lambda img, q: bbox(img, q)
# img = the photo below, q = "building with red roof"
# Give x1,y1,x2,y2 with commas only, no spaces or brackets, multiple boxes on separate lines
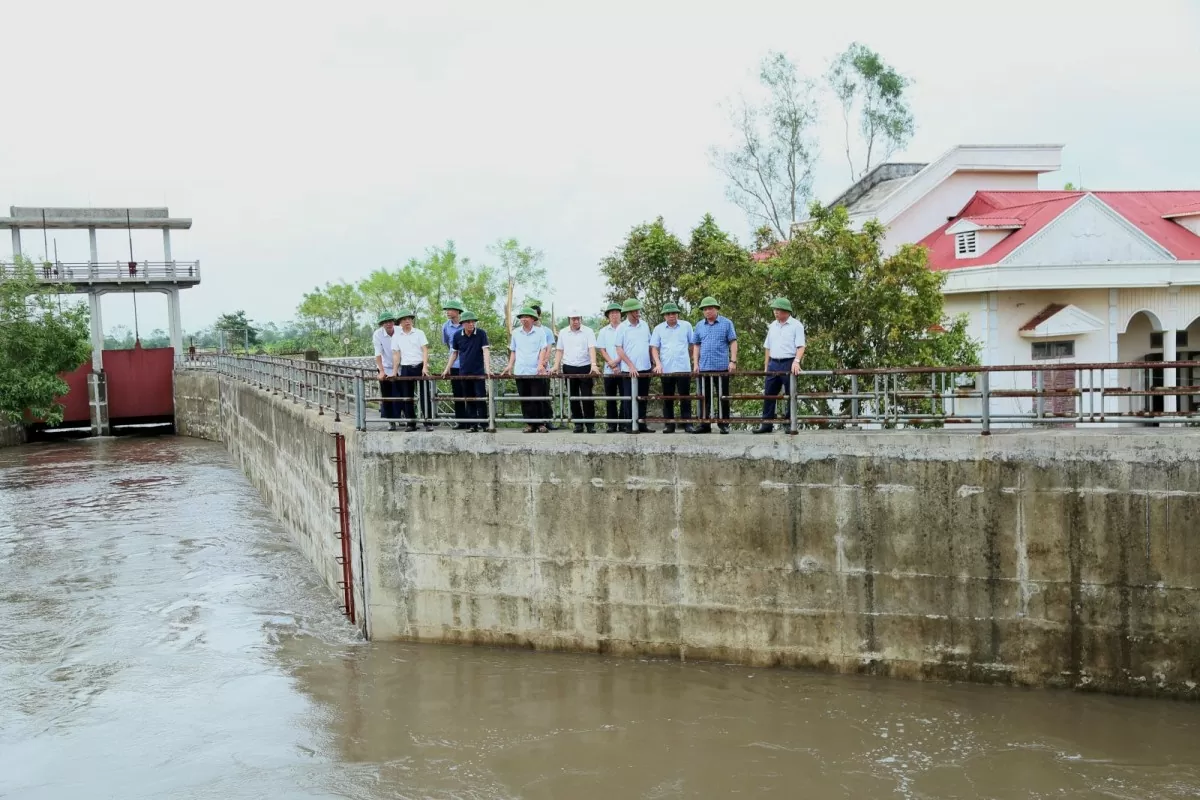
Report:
821,145,1200,421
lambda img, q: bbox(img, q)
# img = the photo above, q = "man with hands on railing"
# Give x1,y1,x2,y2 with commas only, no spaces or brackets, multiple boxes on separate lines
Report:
391,308,434,432
690,297,737,435
373,311,401,430
755,297,805,434
442,310,490,432
554,308,600,434
595,302,626,433
501,306,551,433
651,302,696,433
616,298,653,434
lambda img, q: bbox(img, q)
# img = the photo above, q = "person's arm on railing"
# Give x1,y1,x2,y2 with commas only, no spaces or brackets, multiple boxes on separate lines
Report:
792,345,805,376
650,345,663,375
691,343,700,375
588,345,599,375
420,345,430,376
442,350,458,378
553,343,564,374
729,340,738,373
501,342,515,377
483,345,492,377
537,346,549,376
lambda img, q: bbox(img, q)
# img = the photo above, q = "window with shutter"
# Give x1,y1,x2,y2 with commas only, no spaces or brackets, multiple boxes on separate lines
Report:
955,231,977,257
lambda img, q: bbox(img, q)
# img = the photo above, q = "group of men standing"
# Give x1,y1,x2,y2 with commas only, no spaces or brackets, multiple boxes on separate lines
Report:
372,295,806,434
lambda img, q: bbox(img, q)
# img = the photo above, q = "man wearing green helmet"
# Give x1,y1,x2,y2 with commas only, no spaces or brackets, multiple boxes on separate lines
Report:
615,298,652,433
756,297,806,434
690,297,737,434
441,299,468,427
391,308,433,431
373,311,401,429
595,301,626,432
501,306,552,432
651,302,696,433
442,310,490,431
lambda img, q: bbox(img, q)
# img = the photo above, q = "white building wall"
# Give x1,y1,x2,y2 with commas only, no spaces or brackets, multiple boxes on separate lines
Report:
884,171,1039,254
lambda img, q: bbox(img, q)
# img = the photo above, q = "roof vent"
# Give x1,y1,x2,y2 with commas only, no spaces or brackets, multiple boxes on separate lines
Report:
955,231,977,258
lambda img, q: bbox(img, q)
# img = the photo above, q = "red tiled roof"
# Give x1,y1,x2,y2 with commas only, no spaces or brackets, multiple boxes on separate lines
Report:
919,190,1200,270
1165,200,1200,218
1019,303,1066,331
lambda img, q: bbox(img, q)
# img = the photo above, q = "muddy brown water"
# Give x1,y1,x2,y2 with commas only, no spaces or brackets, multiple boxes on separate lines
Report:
1,437,1198,799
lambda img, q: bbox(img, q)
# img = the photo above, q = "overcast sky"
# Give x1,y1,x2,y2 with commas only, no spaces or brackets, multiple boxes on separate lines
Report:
4,0,1199,337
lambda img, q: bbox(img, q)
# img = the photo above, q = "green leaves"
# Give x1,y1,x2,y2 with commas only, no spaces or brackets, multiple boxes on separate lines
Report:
0,257,91,425
827,42,915,180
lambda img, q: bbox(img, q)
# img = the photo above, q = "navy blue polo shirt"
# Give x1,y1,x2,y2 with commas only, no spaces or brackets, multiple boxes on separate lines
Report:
451,327,490,375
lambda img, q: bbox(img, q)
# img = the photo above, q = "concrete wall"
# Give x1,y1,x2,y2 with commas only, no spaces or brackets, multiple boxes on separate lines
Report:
360,430,1200,698
177,368,1200,697
173,370,367,632
0,422,26,447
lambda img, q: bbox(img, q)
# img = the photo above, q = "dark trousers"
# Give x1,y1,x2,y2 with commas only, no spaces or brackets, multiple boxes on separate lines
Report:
448,367,468,421
562,364,596,423
517,377,549,423
621,375,651,427
603,375,623,426
659,374,692,421
762,358,792,421
379,378,400,419
397,364,432,422
461,378,487,425
698,372,731,423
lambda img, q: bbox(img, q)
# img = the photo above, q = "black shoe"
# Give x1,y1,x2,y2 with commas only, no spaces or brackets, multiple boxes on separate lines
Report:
465,426,480,433
573,424,584,433
663,423,676,434
406,423,418,432
753,425,773,434
638,424,652,433
586,424,596,434
547,423,560,431
388,421,397,431
626,426,639,434
425,425,434,431
718,424,730,434
691,424,711,434
683,424,698,434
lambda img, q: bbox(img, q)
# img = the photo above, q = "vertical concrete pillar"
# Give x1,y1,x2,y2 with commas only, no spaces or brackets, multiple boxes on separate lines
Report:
166,288,183,355
1165,288,1180,414
1106,289,1120,417
88,291,105,371
162,227,172,264
88,227,98,265
88,371,110,437
10,227,21,260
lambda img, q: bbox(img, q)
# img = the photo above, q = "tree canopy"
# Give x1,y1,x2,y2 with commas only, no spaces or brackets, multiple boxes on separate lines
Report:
0,257,92,425
828,42,915,181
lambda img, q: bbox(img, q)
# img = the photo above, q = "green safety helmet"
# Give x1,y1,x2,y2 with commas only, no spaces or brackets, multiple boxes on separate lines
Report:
459,310,478,322
621,298,643,312
698,296,721,310
660,302,681,314
603,302,624,314
516,305,538,319
396,307,416,321
442,298,465,312
377,311,397,325
769,297,793,313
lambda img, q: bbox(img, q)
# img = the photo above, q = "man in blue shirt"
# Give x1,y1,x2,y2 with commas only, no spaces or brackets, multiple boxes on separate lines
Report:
441,299,467,428
594,302,625,432
689,296,738,434
443,310,490,432
616,298,653,433
502,306,551,433
651,302,696,433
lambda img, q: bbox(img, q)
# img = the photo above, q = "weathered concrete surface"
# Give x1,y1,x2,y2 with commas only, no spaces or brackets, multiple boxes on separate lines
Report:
0,422,26,447
360,430,1200,698
173,370,366,632
175,368,1200,696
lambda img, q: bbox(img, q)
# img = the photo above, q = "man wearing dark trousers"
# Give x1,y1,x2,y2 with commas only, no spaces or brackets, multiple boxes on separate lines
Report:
441,299,467,427
391,308,433,431
756,297,806,434
373,311,400,430
616,298,652,433
650,302,696,433
689,296,738,434
501,307,551,433
595,302,625,432
554,308,599,433
443,310,491,431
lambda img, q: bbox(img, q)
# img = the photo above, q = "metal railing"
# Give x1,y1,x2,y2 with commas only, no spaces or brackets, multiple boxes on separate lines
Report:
1,260,201,283
178,354,1200,434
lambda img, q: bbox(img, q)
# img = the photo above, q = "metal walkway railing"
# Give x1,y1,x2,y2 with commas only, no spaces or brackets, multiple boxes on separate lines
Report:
177,354,1200,434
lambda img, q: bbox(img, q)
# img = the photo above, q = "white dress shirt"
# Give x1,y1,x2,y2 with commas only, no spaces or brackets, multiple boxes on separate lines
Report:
557,324,597,367
391,327,429,366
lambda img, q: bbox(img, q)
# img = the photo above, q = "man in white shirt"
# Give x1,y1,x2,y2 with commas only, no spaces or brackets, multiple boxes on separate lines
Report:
756,297,806,434
594,302,625,433
391,308,432,432
373,311,401,430
554,308,599,433
616,298,653,433
650,302,696,433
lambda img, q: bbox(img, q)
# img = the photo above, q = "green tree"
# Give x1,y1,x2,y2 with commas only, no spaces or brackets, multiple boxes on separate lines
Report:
827,42,915,180
103,324,135,350
489,237,547,327
297,282,366,355
0,257,92,425
599,217,688,323
711,51,819,241
215,310,259,349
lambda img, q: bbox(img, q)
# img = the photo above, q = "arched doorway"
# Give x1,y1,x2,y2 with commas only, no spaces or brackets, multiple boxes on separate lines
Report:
1117,310,1165,417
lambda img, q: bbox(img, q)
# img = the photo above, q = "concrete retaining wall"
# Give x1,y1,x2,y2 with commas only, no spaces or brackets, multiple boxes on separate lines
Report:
173,370,366,630
176,368,1200,697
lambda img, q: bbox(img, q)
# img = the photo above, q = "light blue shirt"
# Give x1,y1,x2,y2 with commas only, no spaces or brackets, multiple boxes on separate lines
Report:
616,318,652,372
538,324,555,348
509,326,548,376
650,320,694,373
596,323,623,376
442,319,462,368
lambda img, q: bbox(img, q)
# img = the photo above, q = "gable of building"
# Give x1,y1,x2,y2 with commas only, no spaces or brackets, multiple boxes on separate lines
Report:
1001,194,1175,267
